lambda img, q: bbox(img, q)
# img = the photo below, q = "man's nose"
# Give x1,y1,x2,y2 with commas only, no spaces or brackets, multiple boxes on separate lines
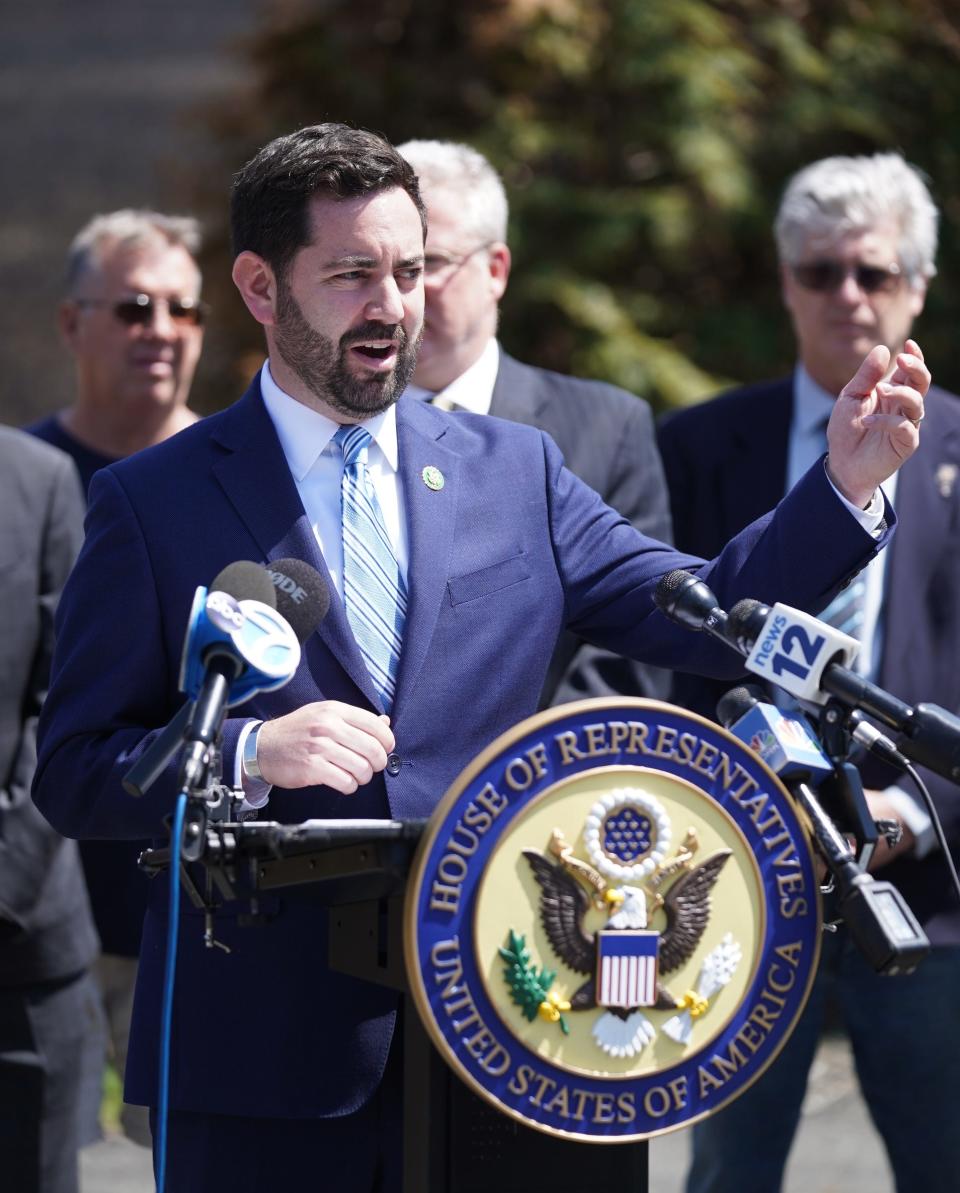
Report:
365,278,406,324
835,272,868,304
142,298,178,337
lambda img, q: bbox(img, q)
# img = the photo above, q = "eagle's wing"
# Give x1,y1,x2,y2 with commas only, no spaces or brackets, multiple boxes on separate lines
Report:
522,849,594,974
658,850,732,974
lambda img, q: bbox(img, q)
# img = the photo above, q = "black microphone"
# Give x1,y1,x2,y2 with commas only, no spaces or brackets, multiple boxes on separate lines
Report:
653,569,734,645
265,558,330,643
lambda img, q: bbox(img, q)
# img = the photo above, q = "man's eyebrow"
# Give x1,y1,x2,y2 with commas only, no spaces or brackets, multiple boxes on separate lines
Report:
321,254,377,270
321,252,425,271
319,251,422,270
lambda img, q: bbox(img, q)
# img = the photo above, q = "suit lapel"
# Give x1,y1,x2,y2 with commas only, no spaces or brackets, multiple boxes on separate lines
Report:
881,391,960,694
209,381,380,707
490,352,544,423
391,399,460,719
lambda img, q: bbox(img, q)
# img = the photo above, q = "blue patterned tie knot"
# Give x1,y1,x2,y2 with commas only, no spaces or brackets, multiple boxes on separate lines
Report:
333,424,406,710
335,423,371,469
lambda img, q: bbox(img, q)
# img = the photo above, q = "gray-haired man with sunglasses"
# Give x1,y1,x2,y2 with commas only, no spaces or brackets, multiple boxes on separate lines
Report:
659,153,960,1192
31,209,204,478
26,208,206,1151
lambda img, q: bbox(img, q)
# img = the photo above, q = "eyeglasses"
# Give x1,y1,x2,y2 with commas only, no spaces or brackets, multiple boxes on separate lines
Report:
423,242,494,279
790,260,903,296
74,293,208,327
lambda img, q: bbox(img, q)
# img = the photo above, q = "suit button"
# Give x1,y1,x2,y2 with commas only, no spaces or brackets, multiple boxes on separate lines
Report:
386,753,402,776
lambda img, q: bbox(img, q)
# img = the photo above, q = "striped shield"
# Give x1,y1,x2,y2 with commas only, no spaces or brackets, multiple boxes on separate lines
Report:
596,930,660,1008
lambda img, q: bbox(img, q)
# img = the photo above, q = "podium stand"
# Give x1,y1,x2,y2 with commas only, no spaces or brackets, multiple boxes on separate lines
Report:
189,818,649,1192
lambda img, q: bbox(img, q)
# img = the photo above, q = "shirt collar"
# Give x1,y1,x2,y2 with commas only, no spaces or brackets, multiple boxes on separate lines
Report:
260,358,399,480
404,337,500,414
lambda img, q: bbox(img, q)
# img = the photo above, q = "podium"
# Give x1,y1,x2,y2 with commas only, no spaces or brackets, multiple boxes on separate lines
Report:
173,816,648,1192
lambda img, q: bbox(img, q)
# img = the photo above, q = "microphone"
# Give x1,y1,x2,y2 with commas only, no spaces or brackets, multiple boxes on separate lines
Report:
847,711,911,773
716,684,834,783
178,562,302,790
718,685,928,975
265,558,330,643
657,570,960,785
123,561,291,798
653,569,733,644
725,598,859,703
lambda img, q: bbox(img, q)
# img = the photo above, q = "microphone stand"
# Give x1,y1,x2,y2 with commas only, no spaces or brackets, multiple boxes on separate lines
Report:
816,700,884,872
795,704,927,975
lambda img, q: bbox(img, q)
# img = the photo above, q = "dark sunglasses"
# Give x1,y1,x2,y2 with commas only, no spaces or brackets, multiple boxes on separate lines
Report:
790,260,903,295
75,292,207,327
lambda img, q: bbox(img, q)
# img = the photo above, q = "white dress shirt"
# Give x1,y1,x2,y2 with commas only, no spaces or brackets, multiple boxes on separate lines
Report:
235,360,409,805
404,337,500,412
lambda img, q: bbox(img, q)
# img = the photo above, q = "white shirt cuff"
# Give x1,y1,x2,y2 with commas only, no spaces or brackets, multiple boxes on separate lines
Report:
824,464,885,536
234,719,272,813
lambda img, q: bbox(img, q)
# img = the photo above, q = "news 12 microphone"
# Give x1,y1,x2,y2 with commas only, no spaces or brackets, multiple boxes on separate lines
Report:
719,685,928,975
178,562,302,790
725,597,960,785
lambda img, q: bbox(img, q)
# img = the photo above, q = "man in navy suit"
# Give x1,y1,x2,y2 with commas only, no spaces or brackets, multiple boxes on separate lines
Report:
33,126,928,1192
658,152,960,1193
397,138,673,706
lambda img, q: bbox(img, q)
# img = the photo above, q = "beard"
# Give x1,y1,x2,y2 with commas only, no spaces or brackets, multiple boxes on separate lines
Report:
273,279,421,420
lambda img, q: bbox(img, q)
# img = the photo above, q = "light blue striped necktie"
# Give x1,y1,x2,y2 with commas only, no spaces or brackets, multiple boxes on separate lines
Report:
820,576,866,640
333,425,407,710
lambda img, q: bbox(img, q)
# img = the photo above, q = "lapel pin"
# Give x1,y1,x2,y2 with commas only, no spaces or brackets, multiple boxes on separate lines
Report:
935,463,957,500
422,465,445,491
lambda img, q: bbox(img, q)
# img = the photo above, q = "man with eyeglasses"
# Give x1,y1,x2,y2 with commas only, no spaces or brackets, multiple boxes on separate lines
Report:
658,152,960,1193
397,139,673,708
26,208,206,1151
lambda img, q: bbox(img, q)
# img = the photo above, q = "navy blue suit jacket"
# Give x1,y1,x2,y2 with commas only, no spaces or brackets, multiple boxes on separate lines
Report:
658,378,960,944
490,351,674,706
33,379,889,1119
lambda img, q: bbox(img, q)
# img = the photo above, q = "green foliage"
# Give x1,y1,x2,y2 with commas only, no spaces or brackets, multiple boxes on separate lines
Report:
499,929,562,1026
197,0,960,412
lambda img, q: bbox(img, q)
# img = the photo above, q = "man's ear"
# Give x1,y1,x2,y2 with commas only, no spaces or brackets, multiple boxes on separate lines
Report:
909,278,928,321
488,243,512,302
57,300,81,350
232,252,279,326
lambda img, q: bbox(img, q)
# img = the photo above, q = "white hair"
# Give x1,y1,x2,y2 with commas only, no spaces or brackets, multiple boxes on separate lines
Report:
774,152,938,284
66,209,203,293
397,140,508,244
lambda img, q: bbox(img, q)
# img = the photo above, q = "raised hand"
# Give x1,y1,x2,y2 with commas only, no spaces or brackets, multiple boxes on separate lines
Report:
826,338,929,508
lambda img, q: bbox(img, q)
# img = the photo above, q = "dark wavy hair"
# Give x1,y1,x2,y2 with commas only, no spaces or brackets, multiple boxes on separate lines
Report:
231,123,427,280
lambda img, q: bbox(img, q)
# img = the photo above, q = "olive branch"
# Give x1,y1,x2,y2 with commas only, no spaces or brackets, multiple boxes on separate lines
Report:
499,929,570,1034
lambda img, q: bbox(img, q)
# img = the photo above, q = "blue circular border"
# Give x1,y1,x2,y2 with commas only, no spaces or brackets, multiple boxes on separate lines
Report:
405,699,821,1141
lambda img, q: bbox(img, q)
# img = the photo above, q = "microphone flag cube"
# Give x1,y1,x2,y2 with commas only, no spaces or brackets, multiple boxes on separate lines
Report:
729,704,834,782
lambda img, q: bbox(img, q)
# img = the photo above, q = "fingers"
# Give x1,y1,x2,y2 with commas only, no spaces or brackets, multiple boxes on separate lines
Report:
256,701,396,791
889,340,930,400
840,344,891,400
873,379,924,426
